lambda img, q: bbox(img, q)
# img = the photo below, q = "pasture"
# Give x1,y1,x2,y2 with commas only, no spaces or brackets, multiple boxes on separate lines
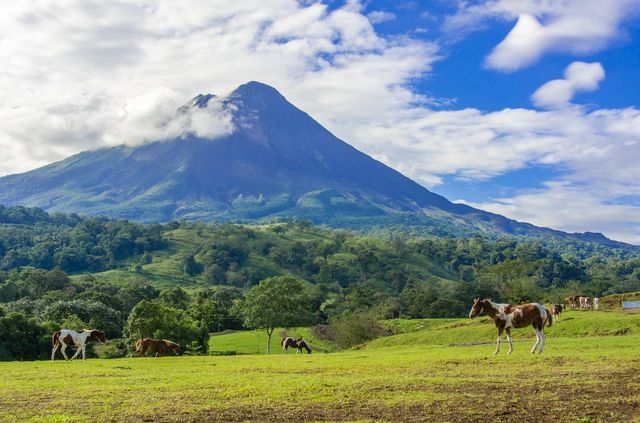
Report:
2,310,640,422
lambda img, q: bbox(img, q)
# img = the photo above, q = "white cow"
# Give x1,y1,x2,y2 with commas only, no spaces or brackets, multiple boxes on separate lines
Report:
593,297,600,311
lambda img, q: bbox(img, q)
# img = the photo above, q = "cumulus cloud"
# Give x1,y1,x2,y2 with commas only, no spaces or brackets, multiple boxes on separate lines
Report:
0,0,639,242
531,61,605,109
444,0,640,71
367,11,396,24
460,181,640,244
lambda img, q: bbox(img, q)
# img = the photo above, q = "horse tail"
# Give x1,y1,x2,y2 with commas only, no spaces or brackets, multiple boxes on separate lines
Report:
52,331,61,347
545,308,553,327
135,338,142,352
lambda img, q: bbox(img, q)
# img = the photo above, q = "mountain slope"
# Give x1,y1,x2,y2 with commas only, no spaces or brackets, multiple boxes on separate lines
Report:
0,81,632,247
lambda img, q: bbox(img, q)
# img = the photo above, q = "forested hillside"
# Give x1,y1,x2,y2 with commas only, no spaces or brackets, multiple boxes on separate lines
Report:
0,205,639,360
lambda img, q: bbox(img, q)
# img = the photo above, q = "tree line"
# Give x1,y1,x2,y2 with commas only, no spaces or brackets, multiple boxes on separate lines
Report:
0,206,639,360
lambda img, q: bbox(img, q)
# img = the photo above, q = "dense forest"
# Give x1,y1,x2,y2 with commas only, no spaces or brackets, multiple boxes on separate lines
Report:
0,205,639,360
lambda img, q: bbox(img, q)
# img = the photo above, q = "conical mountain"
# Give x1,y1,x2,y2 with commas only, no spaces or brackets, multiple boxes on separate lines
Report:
0,82,630,246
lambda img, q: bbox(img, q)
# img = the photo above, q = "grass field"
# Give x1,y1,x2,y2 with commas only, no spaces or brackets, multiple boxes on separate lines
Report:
2,309,640,422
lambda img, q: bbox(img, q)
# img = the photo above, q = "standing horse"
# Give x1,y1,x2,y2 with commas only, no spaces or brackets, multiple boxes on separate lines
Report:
566,296,578,309
281,337,312,354
51,329,106,360
468,299,552,355
550,304,563,323
135,338,180,357
579,296,590,309
593,297,600,311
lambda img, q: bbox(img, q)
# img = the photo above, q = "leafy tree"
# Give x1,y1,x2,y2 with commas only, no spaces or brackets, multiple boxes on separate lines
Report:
237,276,315,353
0,312,47,361
158,287,191,310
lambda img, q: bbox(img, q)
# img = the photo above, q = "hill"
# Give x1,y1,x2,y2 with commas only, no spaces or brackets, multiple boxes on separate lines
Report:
0,82,634,250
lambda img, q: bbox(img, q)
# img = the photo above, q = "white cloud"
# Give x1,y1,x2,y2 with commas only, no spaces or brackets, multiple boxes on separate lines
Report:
0,1,639,242
460,181,640,244
367,11,396,24
444,0,640,71
531,61,605,109
0,0,436,175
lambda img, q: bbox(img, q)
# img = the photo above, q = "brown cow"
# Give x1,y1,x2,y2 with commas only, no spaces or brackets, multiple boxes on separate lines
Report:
135,338,180,357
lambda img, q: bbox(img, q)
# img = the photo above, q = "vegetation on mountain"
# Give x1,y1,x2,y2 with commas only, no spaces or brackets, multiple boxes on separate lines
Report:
0,205,638,360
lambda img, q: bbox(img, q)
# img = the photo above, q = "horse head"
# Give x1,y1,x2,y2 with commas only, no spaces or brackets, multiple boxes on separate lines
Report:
164,340,180,355
469,298,490,319
88,329,106,343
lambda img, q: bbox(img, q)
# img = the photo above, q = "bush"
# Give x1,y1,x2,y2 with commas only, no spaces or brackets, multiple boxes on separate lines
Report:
326,312,389,349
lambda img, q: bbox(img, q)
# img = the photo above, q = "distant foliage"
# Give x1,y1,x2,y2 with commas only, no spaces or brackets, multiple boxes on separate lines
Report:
0,205,165,273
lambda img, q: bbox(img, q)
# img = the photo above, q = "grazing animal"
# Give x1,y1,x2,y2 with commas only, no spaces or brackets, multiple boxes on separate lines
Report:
593,297,600,311
135,338,180,357
51,329,106,360
579,296,590,309
468,299,552,355
566,296,578,309
281,337,312,354
551,304,563,323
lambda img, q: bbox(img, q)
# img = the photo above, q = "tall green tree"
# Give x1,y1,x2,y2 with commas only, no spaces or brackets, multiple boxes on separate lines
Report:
238,276,314,354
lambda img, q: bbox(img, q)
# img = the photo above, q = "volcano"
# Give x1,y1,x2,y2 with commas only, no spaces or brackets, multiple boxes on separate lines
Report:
0,81,630,246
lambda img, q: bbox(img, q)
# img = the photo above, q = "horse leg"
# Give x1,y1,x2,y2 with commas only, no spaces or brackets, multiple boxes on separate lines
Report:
538,327,546,354
505,328,514,355
531,327,541,353
70,345,82,360
61,343,70,360
51,343,59,361
494,326,504,355
82,346,87,360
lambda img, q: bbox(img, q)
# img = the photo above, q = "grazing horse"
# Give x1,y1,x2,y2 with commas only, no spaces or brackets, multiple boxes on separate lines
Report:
468,299,552,355
551,304,563,323
51,329,106,360
281,337,312,354
566,296,578,309
593,297,600,311
135,338,180,357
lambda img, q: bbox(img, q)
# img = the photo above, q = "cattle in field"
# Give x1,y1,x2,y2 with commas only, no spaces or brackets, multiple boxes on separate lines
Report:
51,329,106,360
593,297,600,311
551,304,563,323
468,299,552,355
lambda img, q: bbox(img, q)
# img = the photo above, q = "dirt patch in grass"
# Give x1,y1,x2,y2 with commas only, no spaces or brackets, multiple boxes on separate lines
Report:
143,373,640,423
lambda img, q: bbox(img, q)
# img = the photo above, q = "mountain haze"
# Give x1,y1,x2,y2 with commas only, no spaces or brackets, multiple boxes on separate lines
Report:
0,82,631,247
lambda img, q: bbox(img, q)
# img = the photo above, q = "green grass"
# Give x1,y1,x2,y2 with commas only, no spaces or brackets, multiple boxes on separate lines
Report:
2,310,640,422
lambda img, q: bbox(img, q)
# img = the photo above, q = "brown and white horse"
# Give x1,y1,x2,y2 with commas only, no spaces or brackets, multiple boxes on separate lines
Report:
135,338,180,357
468,299,552,355
566,296,578,309
51,329,106,360
579,296,590,309
281,337,312,354
551,304,563,323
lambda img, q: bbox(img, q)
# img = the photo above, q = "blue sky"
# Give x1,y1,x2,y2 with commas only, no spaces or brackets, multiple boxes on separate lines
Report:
0,0,639,242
